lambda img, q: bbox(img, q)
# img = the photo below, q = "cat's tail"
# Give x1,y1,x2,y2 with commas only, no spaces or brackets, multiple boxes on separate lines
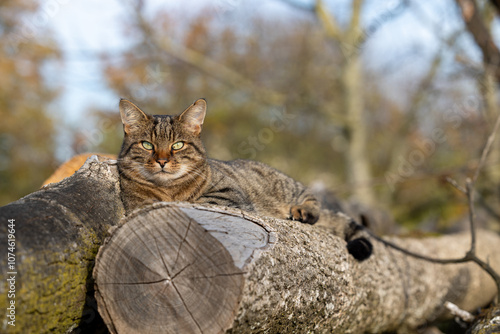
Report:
344,218,373,261
316,210,373,261
346,237,373,261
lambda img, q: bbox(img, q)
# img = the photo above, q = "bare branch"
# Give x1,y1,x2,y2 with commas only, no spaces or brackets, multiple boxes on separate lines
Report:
130,3,286,107
314,0,343,40
455,0,500,81
445,176,467,194
361,0,409,45
465,179,477,254
472,113,500,183
155,38,286,106
348,0,363,40
364,229,468,264
372,115,500,302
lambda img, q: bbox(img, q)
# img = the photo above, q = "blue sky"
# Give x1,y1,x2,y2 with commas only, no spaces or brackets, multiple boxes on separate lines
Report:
47,0,131,124
47,0,249,126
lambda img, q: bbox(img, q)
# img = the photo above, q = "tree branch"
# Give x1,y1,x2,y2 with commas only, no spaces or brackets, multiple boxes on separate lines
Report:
314,0,343,40
465,179,477,254
370,114,500,303
130,3,286,107
472,112,500,183
455,0,500,81
489,0,500,15
348,0,363,40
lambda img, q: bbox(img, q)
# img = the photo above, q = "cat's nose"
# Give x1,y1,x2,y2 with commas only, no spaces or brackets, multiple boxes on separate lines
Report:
157,159,168,168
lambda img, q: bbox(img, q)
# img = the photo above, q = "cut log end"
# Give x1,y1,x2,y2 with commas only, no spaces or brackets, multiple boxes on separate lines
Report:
91,201,500,333
93,205,246,334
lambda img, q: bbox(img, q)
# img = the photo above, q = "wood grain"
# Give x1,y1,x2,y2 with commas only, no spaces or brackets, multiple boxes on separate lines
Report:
93,204,255,334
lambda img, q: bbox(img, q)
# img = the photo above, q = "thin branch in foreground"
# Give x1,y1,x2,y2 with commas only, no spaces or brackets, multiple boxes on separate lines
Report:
364,223,500,303
445,176,467,194
363,228,467,265
370,114,500,304
444,301,475,323
472,112,500,183
466,179,477,254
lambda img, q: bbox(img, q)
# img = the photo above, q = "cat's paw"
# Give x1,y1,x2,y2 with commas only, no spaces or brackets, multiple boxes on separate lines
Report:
290,204,319,225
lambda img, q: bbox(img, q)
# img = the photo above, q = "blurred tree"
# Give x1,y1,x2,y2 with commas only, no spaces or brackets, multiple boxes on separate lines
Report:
308,0,376,206
90,0,500,230
0,0,62,205
98,2,348,185
453,0,500,227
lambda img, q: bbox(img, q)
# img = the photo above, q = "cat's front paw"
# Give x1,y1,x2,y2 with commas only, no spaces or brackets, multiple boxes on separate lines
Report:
290,204,319,225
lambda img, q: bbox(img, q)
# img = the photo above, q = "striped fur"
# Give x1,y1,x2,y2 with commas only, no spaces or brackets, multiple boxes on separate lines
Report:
117,99,319,224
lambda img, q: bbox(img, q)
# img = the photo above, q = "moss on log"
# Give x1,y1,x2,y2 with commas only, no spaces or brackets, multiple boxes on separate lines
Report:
0,156,123,333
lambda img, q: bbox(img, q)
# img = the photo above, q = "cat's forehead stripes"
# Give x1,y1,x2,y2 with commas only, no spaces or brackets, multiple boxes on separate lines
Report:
151,115,176,143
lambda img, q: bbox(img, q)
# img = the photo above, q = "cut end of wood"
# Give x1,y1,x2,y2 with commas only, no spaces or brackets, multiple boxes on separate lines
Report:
93,204,249,334
41,153,117,186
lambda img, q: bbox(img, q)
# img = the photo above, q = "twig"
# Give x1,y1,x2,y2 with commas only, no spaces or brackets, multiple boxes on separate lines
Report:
364,228,467,264
472,112,500,183
466,179,477,253
444,301,475,322
455,0,500,82
444,176,500,221
364,226,500,302
314,0,343,41
371,114,500,303
129,3,286,107
445,176,467,194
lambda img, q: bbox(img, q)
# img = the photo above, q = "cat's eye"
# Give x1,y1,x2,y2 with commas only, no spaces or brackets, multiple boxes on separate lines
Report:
172,141,184,150
142,141,154,150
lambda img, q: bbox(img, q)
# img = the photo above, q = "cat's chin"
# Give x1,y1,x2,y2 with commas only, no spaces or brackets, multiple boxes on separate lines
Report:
149,168,188,183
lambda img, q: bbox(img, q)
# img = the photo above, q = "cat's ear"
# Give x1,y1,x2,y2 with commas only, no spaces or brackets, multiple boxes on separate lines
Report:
179,98,206,136
119,99,149,134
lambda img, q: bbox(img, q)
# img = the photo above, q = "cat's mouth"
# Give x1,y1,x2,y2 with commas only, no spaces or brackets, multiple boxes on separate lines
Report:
151,165,188,180
154,168,176,175
158,168,170,173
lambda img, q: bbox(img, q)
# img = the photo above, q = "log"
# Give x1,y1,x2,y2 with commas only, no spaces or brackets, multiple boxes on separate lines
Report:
0,155,123,333
93,203,252,334
1,156,499,333
94,202,500,334
470,304,500,334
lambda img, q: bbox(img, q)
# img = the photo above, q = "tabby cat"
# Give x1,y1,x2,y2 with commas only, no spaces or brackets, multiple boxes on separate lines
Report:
117,98,372,260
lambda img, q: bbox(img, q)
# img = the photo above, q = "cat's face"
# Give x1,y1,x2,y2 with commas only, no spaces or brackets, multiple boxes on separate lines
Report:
118,99,207,185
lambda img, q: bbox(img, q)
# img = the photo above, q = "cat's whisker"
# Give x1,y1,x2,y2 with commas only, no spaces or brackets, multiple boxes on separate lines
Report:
187,169,206,190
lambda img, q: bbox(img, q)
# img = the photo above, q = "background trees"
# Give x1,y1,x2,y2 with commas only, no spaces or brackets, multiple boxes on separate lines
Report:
2,0,500,233
0,0,62,204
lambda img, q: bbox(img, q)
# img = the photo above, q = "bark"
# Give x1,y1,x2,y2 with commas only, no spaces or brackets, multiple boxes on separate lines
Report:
0,155,123,333
94,202,500,334
470,304,500,333
2,157,500,333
